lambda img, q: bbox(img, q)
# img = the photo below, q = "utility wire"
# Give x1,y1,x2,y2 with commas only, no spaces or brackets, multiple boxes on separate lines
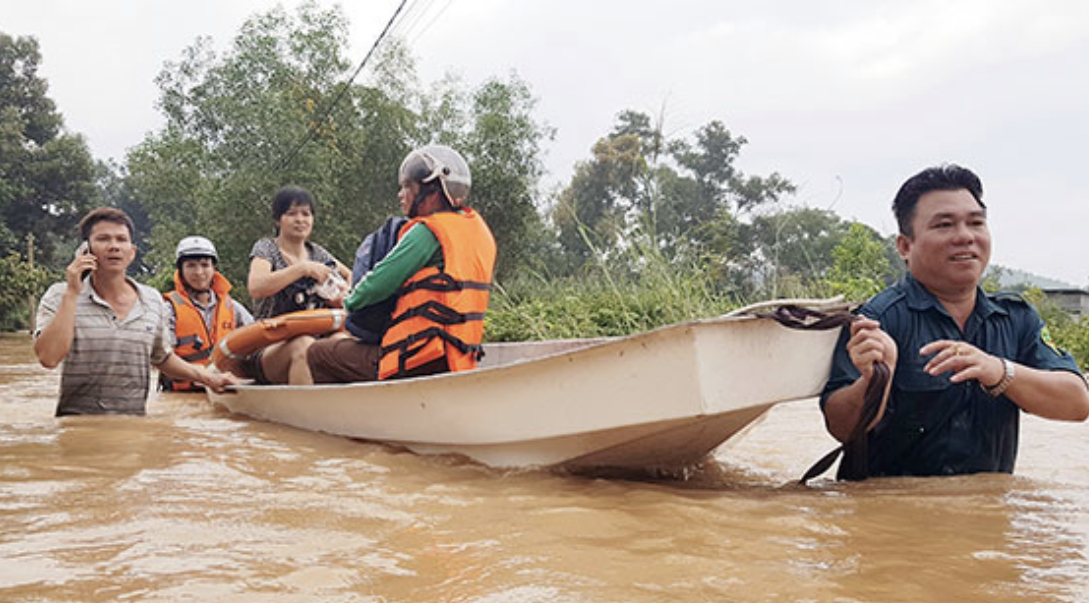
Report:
387,0,435,41
407,0,453,47
275,0,410,172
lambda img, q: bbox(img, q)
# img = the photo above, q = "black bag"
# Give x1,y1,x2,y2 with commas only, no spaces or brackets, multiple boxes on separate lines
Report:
346,216,407,343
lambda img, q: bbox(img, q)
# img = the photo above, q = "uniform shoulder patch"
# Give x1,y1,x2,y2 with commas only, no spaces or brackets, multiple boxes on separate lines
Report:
1040,324,1063,356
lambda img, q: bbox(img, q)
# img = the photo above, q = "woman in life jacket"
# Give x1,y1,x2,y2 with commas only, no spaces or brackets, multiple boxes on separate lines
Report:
161,236,254,391
245,186,352,384
304,144,497,384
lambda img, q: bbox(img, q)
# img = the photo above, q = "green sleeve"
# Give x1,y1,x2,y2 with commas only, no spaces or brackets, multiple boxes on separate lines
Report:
344,223,441,311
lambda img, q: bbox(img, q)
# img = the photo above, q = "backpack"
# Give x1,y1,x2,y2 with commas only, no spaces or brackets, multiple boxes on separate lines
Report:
346,216,407,343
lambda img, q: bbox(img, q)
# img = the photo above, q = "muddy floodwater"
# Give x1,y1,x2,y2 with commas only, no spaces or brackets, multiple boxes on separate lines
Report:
2,332,1089,602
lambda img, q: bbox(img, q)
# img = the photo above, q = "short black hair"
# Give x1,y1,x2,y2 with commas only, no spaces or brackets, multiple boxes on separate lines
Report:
79,207,135,241
271,186,315,222
892,164,985,236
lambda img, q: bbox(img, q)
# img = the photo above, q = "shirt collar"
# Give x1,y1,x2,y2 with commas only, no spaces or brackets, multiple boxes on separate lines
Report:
901,272,1006,319
188,289,219,310
87,275,148,307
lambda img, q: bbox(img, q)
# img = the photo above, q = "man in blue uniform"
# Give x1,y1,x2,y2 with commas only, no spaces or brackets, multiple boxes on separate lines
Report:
820,164,1089,477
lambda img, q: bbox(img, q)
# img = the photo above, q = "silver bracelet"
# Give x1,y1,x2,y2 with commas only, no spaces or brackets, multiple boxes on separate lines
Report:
983,357,1015,397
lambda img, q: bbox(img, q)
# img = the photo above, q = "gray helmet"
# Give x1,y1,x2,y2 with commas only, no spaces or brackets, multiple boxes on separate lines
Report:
399,144,472,206
175,236,218,264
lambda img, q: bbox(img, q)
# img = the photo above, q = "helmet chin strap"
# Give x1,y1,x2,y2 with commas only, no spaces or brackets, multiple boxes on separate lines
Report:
409,189,428,218
410,185,444,218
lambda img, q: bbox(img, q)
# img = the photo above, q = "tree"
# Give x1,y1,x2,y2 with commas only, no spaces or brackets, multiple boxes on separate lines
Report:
0,32,99,270
747,207,852,294
552,133,646,270
455,75,553,278
127,4,552,291
551,111,795,277
826,222,893,301
127,3,413,291
0,252,52,331
96,160,154,275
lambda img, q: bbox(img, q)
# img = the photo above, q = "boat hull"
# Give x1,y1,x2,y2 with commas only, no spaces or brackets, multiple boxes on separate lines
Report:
208,315,840,471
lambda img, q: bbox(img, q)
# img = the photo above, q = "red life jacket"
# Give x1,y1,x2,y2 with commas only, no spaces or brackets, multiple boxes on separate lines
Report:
378,208,496,380
162,270,238,391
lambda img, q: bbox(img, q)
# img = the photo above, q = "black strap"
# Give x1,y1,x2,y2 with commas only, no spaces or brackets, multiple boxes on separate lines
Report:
754,305,891,484
170,293,215,359
797,361,889,483
179,348,213,362
396,272,491,296
380,326,484,376
387,300,485,329
176,334,204,350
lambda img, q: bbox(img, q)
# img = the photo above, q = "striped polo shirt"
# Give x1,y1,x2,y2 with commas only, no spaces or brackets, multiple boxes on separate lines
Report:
35,277,173,416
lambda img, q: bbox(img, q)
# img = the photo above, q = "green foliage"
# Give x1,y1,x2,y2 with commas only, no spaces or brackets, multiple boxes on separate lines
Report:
551,133,646,269
1022,288,1089,371
745,207,852,297
97,160,155,276
0,32,100,270
1054,318,1089,372
424,74,553,279
487,246,735,341
827,222,893,302
124,4,551,294
981,265,1007,293
128,3,375,292
550,110,794,276
0,253,53,331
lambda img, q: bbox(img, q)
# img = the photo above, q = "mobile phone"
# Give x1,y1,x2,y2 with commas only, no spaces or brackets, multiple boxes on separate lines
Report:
75,241,92,280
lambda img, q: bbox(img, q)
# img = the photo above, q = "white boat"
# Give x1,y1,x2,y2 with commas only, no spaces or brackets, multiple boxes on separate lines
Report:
207,301,844,473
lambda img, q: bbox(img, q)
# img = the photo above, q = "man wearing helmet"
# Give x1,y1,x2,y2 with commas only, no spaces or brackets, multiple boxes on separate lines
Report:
161,236,254,391
304,144,497,383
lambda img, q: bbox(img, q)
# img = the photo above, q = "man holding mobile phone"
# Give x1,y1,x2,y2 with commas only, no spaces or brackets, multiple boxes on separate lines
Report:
33,207,237,416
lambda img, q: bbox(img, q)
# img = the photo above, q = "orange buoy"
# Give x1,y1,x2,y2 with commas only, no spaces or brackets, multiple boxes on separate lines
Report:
211,308,347,377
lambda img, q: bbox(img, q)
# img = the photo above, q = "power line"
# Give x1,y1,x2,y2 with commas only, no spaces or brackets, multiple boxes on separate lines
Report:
389,0,438,42
407,0,453,47
275,0,411,172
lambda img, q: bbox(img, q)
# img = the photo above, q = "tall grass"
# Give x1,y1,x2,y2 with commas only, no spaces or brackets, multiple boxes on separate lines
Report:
486,238,760,341
486,272,729,342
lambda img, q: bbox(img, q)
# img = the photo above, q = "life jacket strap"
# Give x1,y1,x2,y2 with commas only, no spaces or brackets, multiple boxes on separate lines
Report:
396,272,491,296
180,348,212,362
388,300,485,329
380,326,485,375
176,334,205,350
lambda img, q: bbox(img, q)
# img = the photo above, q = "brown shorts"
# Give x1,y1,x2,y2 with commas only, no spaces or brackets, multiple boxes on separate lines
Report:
307,336,381,384
307,336,451,384
240,349,269,384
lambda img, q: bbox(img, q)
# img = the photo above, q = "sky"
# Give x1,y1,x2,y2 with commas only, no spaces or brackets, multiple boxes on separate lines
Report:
5,0,1089,286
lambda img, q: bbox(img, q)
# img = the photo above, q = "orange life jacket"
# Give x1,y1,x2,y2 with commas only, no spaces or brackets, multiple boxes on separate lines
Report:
378,208,496,380
162,270,238,391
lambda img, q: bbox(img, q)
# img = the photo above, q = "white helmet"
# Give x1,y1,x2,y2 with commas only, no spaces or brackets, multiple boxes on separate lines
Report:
175,236,218,264
399,144,472,207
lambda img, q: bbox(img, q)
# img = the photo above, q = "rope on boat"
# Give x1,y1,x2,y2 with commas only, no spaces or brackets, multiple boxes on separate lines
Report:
722,296,850,318
745,303,891,484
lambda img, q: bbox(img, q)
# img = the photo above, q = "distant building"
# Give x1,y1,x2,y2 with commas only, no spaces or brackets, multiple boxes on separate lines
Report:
1042,288,1089,318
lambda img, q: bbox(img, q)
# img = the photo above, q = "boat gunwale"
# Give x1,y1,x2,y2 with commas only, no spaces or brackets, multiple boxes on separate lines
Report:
212,313,765,395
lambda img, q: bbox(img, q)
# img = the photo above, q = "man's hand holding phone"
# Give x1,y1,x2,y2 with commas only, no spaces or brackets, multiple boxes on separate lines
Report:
67,241,96,289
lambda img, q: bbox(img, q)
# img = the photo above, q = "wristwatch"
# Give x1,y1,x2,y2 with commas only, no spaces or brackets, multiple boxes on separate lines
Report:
984,357,1015,397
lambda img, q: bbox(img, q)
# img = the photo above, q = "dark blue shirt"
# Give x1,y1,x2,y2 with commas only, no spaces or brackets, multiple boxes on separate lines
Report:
821,274,1082,477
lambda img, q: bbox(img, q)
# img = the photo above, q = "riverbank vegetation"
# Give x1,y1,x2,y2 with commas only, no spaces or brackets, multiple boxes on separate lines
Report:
3,6,1089,368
